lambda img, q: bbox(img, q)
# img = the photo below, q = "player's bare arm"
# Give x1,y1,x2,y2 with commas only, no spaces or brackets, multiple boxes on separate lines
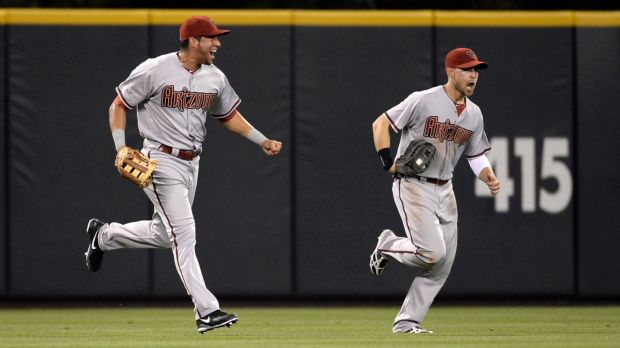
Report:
372,113,396,174
109,101,127,152
221,110,282,156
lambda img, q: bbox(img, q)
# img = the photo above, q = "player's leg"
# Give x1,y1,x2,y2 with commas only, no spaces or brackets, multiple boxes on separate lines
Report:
148,158,220,319
392,183,458,332
84,155,178,271
378,179,447,268
94,155,181,251
96,218,171,251
181,159,239,332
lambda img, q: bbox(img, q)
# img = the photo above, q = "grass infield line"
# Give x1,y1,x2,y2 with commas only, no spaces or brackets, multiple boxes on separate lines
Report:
0,305,619,348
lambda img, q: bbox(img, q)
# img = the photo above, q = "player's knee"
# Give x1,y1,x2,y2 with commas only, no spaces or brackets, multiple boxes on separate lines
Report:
161,238,173,248
417,247,446,265
427,250,446,264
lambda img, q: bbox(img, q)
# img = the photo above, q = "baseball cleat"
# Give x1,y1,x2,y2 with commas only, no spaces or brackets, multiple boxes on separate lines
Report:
196,309,239,334
405,325,433,334
369,229,393,275
84,218,106,272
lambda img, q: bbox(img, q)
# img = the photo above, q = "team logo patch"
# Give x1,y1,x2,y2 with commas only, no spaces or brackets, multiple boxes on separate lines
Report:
160,85,216,112
423,116,473,146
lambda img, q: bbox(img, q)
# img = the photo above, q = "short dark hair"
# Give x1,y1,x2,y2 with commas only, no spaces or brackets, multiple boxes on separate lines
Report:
180,36,209,50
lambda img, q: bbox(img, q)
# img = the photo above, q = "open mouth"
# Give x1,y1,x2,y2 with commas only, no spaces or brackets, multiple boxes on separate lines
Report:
210,51,216,58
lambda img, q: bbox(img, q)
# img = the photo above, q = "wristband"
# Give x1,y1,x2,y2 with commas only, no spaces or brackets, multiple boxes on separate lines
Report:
468,154,491,177
377,148,393,171
246,128,268,146
112,129,126,151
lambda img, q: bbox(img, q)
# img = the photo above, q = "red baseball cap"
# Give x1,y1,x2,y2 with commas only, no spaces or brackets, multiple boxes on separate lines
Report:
179,16,230,41
445,48,488,70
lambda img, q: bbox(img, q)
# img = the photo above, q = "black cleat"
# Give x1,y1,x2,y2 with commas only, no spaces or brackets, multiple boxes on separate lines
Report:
196,309,239,333
84,218,105,272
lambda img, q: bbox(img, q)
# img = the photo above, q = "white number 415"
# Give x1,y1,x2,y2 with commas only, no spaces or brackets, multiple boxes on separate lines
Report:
475,137,573,214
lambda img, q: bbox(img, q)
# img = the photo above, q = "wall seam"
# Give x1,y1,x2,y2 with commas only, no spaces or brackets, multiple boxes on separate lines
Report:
571,24,580,299
431,14,437,86
289,23,298,298
3,23,10,296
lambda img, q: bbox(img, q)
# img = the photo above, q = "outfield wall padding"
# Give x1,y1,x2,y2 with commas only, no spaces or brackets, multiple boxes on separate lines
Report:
576,26,620,297
1,10,619,300
0,23,6,296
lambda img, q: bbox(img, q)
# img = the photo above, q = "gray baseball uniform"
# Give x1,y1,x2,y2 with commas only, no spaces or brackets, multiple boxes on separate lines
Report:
378,85,490,332
96,52,240,319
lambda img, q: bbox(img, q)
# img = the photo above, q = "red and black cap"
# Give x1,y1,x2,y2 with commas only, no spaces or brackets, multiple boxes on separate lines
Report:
445,48,488,70
179,16,230,41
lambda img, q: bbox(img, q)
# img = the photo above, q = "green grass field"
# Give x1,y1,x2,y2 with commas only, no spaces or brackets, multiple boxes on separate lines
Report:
1,305,619,348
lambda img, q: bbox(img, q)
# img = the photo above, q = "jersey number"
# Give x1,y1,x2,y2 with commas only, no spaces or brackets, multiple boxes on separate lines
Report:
475,136,573,214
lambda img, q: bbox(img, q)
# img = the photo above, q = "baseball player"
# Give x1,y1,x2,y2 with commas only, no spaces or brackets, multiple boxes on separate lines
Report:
83,16,282,334
370,48,500,333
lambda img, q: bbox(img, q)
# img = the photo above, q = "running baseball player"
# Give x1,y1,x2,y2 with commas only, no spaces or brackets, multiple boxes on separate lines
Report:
83,16,282,334
370,48,500,333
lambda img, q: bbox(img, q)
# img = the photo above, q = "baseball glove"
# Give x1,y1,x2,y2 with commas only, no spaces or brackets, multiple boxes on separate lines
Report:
395,140,436,177
114,147,157,188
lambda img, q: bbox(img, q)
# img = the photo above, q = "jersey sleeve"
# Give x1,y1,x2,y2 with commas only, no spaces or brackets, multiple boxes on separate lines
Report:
465,115,491,158
210,74,241,119
384,92,421,132
115,59,155,110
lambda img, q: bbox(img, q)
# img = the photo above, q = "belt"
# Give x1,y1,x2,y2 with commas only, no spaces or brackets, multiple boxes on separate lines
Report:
158,144,201,161
398,174,449,186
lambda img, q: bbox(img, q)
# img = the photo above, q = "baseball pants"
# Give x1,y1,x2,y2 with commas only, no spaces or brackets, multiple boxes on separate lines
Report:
96,148,219,319
377,178,458,332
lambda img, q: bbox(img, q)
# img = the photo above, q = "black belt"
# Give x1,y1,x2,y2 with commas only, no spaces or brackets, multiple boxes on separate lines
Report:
158,144,201,161
398,174,449,186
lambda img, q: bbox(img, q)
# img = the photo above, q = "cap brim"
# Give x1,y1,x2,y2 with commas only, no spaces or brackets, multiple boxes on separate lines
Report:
457,61,488,70
212,29,231,36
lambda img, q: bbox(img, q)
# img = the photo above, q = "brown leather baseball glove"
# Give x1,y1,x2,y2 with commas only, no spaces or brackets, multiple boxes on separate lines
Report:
114,147,157,188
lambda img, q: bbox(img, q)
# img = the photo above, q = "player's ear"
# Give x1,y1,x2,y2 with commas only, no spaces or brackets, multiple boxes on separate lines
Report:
189,36,200,48
446,67,454,80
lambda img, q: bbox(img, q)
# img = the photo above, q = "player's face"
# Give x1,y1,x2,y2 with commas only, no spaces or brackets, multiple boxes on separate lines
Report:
450,67,479,97
196,36,221,65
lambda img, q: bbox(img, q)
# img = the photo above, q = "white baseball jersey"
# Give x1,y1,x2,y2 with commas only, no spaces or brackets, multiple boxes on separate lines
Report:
116,52,240,151
385,85,491,180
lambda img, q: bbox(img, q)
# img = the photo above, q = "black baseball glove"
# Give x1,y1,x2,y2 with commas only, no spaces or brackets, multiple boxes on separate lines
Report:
394,140,436,177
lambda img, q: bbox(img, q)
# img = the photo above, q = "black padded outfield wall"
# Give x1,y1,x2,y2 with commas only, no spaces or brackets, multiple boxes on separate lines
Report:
7,23,152,297
0,10,618,300
576,25,620,297
0,20,6,296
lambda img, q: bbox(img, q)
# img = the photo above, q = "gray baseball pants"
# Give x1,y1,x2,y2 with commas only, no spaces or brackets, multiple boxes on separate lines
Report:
377,178,458,332
96,148,219,320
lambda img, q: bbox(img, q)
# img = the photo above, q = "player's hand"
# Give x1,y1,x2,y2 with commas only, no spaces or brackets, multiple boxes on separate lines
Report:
116,145,127,153
485,173,500,196
261,139,282,156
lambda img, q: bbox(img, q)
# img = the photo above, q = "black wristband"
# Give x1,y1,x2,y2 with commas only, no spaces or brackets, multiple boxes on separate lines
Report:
377,148,393,171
